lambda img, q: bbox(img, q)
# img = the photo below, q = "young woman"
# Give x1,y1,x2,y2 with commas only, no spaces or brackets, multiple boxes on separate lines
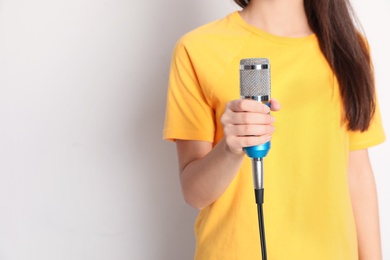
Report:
164,0,385,259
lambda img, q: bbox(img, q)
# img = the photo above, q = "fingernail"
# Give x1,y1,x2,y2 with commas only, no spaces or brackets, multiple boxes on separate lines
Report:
270,126,275,132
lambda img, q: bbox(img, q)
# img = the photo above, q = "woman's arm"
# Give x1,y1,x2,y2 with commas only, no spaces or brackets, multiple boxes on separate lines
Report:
176,99,280,209
176,138,244,209
348,149,382,260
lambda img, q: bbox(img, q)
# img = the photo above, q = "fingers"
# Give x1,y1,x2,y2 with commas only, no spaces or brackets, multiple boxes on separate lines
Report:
270,98,281,111
227,98,281,112
224,123,275,137
226,111,275,125
221,98,280,154
227,99,270,113
225,134,273,153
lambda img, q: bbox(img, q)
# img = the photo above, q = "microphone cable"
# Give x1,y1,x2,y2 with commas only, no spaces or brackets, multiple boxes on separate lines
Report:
255,189,267,260
253,159,267,260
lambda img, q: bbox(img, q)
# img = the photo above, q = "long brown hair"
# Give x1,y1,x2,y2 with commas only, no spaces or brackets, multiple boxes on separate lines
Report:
234,0,375,131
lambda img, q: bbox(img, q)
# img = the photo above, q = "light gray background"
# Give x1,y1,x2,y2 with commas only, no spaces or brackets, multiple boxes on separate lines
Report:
0,0,388,259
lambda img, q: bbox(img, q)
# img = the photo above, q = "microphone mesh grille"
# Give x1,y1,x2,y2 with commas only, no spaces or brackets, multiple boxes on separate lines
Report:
240,58,270,97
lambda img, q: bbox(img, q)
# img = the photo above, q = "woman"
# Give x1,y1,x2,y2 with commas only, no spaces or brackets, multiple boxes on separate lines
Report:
163,0,385,259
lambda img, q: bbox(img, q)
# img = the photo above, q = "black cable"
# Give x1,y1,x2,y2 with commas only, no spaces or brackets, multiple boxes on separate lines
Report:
257,203,267,260
255,188,267,260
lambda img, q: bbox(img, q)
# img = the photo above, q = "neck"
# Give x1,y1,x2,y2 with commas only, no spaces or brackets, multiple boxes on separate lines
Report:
239,0,312,38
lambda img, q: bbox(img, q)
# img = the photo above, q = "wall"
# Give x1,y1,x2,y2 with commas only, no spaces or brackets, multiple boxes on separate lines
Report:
0,0,388,259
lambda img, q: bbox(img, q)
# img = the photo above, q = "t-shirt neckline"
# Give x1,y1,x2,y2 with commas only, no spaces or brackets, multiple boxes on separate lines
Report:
231,11,316,45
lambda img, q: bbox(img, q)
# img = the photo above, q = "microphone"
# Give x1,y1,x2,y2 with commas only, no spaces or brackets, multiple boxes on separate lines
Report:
240,58,271,260
240,58,271,201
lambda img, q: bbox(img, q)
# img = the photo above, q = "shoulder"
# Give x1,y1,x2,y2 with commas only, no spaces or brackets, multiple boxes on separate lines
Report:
175,12,249,53
168,12,252,91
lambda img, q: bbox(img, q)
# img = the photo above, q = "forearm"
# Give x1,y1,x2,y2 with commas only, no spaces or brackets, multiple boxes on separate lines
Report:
179,138,245,209
177,99,280,209
348,150,382,260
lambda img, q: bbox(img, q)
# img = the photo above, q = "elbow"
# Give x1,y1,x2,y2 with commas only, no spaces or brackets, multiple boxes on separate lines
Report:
179,172,212,210
181,187,208,210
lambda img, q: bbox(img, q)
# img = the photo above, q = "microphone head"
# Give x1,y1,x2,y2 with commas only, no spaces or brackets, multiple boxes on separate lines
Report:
240,58,270,98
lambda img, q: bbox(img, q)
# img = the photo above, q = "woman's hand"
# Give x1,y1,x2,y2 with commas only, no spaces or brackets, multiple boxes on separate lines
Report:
221,98,281,155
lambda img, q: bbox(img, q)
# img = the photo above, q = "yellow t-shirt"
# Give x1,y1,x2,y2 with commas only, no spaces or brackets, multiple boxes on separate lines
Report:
163,11,386,260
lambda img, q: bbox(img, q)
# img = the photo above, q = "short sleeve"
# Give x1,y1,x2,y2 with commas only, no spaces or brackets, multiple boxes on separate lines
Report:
349,103,386,150
163,39,215,142
348,37,386,150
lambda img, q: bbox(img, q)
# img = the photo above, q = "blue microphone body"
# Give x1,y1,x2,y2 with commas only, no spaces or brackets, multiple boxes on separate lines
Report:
244,137,271,159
